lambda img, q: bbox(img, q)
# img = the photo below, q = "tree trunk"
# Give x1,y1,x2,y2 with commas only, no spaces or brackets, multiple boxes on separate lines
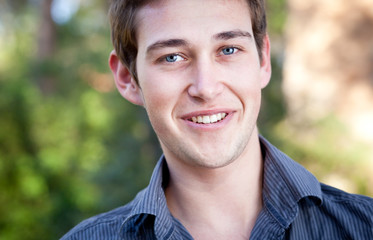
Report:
37,0,55,59
36,0,56,94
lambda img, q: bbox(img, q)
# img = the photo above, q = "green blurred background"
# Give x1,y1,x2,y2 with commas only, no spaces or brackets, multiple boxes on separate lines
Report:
0,0,372,239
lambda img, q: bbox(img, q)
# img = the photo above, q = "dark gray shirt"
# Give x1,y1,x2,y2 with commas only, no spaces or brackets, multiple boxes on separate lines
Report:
61,136,373,239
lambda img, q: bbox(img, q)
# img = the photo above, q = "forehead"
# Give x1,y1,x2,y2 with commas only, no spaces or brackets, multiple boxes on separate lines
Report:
135,0,252,48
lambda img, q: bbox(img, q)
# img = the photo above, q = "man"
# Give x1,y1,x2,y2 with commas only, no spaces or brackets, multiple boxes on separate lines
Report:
61,0,373,239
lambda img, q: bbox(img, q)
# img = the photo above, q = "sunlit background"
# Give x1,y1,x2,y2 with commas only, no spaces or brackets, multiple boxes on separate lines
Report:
0,0,372,239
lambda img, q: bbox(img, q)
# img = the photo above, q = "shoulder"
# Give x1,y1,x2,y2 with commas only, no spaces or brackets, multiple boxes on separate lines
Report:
290,184,373,239
320,183,373,218
295,183,373,238
60,199,137,240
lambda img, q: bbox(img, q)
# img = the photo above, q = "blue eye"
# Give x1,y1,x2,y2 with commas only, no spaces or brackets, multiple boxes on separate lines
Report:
165,54,183,62
221,47,237,55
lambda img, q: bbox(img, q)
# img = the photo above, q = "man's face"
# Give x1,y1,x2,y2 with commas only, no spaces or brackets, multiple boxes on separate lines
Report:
134,0,271,168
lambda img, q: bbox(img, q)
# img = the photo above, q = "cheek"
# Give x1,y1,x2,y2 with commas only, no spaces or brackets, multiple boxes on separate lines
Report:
226,66,263,112
227,65,263,95
138,66,188,104
141,85,170,118
139,71,184,124
141,88,170,135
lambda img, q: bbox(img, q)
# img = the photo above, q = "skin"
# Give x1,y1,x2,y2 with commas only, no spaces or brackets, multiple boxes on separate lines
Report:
110,0,271,238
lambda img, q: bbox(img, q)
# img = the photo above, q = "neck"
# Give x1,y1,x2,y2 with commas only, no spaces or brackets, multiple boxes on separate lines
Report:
164,131,263,239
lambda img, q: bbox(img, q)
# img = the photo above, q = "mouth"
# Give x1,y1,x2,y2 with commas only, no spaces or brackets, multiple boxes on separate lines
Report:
188,112,228,124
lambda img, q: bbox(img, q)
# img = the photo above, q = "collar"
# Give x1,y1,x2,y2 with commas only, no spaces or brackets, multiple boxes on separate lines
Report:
120,136,323,238
258,136,322,229
120,156,176,239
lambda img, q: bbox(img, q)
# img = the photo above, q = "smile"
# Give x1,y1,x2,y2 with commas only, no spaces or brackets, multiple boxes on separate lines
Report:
189,113,227,124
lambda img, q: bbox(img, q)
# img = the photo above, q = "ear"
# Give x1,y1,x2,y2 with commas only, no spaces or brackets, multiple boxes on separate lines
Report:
259,34,272,89
109,50,144,106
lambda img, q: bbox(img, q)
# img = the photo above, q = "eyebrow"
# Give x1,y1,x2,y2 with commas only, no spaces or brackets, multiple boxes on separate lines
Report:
213,30,253,40
146,39,188,54
146,30,252,54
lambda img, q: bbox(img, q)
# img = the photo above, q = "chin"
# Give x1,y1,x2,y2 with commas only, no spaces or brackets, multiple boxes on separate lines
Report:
188,152,239,169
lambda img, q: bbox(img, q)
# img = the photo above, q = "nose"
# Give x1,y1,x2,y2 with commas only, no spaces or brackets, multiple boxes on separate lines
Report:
187,59,224,101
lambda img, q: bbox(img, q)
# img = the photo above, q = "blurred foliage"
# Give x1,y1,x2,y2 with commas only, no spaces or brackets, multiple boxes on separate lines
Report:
266,0,287,37
0,0,159,239
259,0,373,198
0,0,371,239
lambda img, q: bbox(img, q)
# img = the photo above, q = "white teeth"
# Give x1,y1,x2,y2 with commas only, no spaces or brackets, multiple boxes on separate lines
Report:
210,114,218,123
217,113,222,121
202,116,210,124
190,113,227,124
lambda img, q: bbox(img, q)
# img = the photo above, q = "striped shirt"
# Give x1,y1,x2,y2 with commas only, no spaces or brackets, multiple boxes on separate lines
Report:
60,136,373,239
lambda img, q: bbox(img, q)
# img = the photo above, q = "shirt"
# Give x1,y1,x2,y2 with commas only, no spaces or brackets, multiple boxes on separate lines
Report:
60,136,373,239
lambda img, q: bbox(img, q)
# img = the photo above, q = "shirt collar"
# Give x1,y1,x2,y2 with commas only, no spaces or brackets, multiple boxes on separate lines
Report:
120,156,176,239
259,135,322,228
120,136,323,237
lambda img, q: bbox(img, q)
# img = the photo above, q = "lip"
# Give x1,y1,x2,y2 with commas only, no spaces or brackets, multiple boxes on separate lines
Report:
181,109,233,120
180,109,235,130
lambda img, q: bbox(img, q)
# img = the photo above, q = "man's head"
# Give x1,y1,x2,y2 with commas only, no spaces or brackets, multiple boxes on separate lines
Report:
108,0,271,169
109,0,267,83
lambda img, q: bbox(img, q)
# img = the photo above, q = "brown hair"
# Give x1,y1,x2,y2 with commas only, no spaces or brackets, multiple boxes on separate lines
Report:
109,0,267,83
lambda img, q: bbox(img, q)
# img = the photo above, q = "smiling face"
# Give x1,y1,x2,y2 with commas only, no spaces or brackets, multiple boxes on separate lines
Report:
114,0,271,169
